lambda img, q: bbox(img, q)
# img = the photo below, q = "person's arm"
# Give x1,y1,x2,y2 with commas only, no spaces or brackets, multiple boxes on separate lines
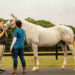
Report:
10,37,17,52
5,31,8,38
10,30,17,52
4,27,8,38
0,30,5,38
0,27,8,38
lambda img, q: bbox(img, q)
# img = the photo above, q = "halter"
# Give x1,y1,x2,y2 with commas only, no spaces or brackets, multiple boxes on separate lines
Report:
3,22,16,28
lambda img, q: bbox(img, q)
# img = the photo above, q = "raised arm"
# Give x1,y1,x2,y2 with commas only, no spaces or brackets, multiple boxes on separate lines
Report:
0,30,5,38
5,31,8,38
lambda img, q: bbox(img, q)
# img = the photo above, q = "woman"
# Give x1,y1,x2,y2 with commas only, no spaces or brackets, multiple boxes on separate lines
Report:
10,20,26,74
0,21,8,71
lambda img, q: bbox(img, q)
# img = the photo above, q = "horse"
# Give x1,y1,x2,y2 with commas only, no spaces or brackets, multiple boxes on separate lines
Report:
4,14,75,71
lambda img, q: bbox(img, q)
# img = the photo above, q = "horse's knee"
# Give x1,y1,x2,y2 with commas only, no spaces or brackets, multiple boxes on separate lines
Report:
34,56,37,59
73,51,75,56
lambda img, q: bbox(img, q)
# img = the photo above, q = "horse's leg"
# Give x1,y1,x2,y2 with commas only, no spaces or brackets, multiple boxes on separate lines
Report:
32,43,39,71
61,41,67,70
67,42,75,71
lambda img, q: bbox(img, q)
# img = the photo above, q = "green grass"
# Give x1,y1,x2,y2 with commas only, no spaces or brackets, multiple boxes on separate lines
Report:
1,55,75,68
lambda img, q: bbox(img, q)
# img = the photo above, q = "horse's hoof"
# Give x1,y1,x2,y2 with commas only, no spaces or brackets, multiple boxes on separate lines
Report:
32,67,39,71
72,69,75,71
60,67,65,70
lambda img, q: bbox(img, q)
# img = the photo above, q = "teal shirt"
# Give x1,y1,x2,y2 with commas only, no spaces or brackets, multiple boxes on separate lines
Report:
13,29,25,49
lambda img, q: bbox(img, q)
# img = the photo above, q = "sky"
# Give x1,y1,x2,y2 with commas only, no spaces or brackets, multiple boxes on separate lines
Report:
0,0,75,27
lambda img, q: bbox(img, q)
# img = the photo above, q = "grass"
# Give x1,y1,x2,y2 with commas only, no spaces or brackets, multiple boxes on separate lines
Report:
1,55,75,68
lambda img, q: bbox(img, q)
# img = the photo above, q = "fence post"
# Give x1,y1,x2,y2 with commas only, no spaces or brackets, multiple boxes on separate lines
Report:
56,44,58,60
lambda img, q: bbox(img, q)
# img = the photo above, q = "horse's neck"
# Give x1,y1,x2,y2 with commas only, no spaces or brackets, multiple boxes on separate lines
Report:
21,20,34,31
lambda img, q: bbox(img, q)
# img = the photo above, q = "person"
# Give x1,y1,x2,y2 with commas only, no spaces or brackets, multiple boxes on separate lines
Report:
10,20,26,74
0,21,8,71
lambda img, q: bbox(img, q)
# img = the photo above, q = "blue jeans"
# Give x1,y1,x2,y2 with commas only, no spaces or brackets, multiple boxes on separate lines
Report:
12,48,26,68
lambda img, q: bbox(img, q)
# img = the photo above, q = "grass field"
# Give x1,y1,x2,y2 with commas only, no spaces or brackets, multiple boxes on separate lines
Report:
1,55,75,68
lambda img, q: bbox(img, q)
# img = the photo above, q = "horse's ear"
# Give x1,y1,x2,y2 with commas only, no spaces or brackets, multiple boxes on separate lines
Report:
10,13,17,19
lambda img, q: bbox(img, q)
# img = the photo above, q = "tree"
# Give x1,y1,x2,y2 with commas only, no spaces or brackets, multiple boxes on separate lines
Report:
0,18,7,24
25,17,55,27
68,25,75,34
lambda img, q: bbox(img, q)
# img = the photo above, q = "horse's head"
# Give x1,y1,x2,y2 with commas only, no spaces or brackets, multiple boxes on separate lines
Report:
4,14,18,28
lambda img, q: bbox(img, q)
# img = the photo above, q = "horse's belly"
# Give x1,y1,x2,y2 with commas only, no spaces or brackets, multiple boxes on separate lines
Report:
39,32,61,47
39,39,60,47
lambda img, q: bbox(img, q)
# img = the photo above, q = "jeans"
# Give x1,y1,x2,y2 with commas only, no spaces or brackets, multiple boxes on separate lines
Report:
0,44,5,64
12,48,26,68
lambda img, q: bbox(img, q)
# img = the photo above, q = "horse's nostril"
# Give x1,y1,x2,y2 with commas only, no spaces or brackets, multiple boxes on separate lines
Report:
8,27,11,30
3,26,7,28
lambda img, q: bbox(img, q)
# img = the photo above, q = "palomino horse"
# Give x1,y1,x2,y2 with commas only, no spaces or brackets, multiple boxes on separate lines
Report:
4,14,75,71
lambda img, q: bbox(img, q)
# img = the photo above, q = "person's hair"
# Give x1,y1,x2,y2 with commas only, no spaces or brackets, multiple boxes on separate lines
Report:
15,20,22,28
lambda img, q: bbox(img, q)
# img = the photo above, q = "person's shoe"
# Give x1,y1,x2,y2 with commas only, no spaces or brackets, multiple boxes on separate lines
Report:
23,67,26,73
10,68,17,75
23,72,26,74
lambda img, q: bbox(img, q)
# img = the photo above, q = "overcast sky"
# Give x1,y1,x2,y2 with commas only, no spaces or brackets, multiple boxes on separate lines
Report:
0,0,75,27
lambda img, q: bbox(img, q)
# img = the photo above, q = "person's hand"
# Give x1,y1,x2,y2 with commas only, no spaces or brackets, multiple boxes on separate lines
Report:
3,27,8,32
10,48,12,53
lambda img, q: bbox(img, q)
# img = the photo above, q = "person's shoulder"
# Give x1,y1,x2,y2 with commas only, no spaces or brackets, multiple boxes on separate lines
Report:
14,29,19,33
21,29,25,32
16,29,21,31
